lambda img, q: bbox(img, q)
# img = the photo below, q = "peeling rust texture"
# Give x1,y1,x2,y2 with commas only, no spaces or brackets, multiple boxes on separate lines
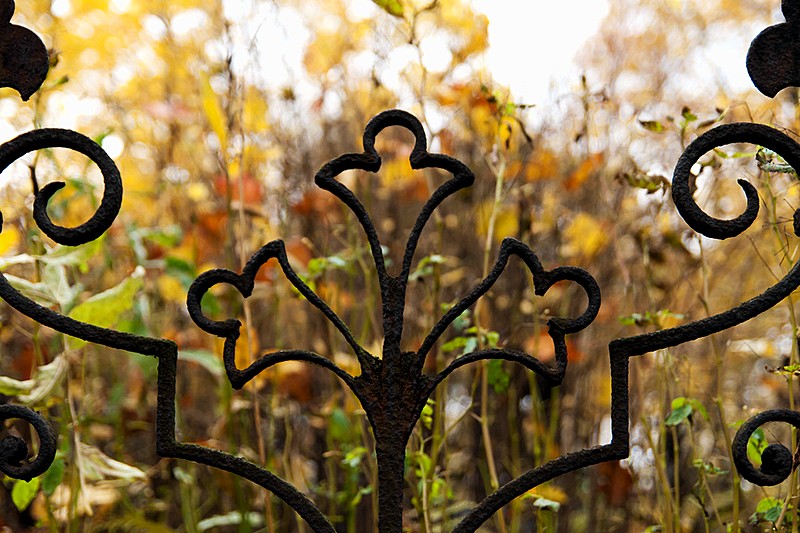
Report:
747,0,800,97
3,1,800,531
0,0,49,101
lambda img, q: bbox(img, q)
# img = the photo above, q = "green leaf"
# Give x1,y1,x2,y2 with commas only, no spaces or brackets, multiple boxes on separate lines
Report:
764,505,782,522
463,337,478,355
179,350,224,378
329,407,352,443
441,336,469,353
409,254,446,281
67,266,145,348
0,375,34,396
3,274,56,307
421,399,434,430
78,442,146,482
617,172,670,194
11,477,40,510
141,225,182,248
35,239,102,270
342,446,368,469
372,0,404,17
18,355,68,406
748,428,768,467
532,496,561,512
0,253,35,268
670,397,686,410
485,331,500,348
681,106,698,124
198,512,264,532
692,458,726,476
488,359,511,395
327,255,348,268
41,457,65,496
165,256,197,287
756,496,781,514
687,398,709,421
350,486,373,508
665,399,692,426
639,120,665,133
415,451,433,478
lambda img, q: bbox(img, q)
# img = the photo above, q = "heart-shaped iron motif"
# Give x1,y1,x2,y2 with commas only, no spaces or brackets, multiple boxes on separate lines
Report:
186,240,366,391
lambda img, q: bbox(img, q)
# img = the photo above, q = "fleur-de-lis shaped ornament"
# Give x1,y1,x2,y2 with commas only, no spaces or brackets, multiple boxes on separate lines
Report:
187,110,602,532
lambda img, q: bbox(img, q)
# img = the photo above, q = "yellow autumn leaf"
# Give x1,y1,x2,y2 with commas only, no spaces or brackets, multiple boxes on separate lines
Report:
380,157,413,188
476,200,519,244
303,31,348,75
525,149,560,181
372,0,404,18
594,374,612,409
564,153,604,191
470,104,498,148
200,72,228,151
243,88,270,133
498,115,521,151
0,226,21,256
157,274,186,304
527,484,569,504
561,212,609,260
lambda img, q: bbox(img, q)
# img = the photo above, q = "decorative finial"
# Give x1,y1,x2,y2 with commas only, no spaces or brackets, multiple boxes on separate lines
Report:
0,0,49,101
747,0,800,98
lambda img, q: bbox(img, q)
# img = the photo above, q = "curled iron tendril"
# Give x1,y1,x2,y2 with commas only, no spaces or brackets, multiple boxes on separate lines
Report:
0,404,57,481
0,128,121,481
0,128,123,245
672,122,800,487
732,409,800,486
672,122,800,240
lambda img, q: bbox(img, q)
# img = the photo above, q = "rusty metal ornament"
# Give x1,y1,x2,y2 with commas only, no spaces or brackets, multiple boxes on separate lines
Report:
747,0,800,97
2,1,800,532
187,110,602,532
0,0,49,100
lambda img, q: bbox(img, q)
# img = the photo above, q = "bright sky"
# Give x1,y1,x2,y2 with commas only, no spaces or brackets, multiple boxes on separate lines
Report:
1,0,613,157
471,0,610,104
221,0,612,110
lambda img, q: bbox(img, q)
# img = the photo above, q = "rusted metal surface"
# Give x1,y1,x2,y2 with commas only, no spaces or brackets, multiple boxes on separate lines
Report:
2,2,800,532
747,0,800,97
0,0,49,101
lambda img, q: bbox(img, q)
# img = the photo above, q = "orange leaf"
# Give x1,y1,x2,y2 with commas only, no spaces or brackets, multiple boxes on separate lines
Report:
564,153,604,191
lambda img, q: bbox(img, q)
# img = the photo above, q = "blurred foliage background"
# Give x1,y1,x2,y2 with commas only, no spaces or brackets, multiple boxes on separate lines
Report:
2,0,800,531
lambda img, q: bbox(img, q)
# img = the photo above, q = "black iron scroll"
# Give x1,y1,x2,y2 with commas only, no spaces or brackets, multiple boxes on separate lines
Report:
2,0,800,531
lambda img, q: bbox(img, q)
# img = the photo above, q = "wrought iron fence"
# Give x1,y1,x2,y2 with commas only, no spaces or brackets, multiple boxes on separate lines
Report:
2,0,800,531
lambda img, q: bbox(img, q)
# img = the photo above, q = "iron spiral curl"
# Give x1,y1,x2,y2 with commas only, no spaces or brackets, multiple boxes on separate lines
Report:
672,122,800,240
0,404,56,480
0,128,123,246
732,409,800,486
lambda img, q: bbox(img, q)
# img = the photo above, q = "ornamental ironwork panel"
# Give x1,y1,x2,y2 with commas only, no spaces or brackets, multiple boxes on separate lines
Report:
1,0,800,531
